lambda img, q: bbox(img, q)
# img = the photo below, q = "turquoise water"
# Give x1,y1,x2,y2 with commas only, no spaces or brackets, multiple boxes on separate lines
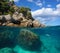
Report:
0,26,60,53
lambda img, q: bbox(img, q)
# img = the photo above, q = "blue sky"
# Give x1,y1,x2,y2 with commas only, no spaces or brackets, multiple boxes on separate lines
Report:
12,0,60,26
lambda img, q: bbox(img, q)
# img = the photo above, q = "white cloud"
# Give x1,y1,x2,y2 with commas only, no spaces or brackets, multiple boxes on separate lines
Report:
32,8,55,17
10,0,19,2
56,4,60,10
27,0,43,7
27,0,33,2
35,0,43,7
31,4,60,25
14,0,19,2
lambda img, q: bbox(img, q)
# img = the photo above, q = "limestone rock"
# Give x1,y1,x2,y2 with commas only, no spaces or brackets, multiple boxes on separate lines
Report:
40,24,45,27
0,14,11,21
33,20,40,27
7,23,19,27
0,16,2,20
2,23,6,26
27,19,33,27
20,22,28,27
0,13,45,27
20,19,33,27
0,22,2,26
12,13,24,21
4,14,11,21
7,23,14,27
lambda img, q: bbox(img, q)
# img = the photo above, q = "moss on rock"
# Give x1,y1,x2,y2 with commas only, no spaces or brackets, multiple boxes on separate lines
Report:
16,29,42,51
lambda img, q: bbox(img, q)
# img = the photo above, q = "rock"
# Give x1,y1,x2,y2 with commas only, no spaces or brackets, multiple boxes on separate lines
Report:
27,19,33,27
16,29,42,51
0,22,2,26
0,14,11,21
12,13,24,21
0,30,15,48
12,13,18,20
7,23,14,27
7,23,19,27
19,19,33,27
18,13,24,19
13,5,18,11
0,47,15,53
40,24,45,27
0,12,45,27
4,14,11,21
0,14,11,25
0,16,2,20
2,23,6,26
33,20,40,27
20,22,28,27
19,19,28,27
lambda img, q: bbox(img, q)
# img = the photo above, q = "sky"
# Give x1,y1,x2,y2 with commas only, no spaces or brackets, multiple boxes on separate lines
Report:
11,0,60,26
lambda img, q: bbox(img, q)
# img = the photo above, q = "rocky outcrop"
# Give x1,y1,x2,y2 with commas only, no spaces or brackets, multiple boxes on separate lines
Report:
0,13,45,27
32,20,40,27
0,0,45,27
16,29,42,51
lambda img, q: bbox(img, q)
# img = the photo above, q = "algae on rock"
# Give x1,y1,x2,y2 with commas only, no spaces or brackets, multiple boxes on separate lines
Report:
16,29,42,51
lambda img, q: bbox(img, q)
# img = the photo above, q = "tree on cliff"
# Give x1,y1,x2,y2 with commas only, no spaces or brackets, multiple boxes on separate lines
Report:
0,0,34,20
19,7,34,20
19,7,31,17
0,0,15,15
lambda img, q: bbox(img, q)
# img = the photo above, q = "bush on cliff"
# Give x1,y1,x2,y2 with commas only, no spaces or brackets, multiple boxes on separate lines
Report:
0,0,15,15
18,7,34,20
18,7,31,17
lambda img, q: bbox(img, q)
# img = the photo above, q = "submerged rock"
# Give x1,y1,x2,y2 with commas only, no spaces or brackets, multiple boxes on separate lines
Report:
0,30,16,48
0,47,15,53
16,29,42,51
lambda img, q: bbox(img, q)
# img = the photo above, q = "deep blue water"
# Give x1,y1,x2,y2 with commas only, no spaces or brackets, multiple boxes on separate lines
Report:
0,26,60,53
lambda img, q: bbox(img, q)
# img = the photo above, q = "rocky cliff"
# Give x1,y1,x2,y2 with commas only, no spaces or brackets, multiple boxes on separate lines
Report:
0,0,45,28
0,13,45,27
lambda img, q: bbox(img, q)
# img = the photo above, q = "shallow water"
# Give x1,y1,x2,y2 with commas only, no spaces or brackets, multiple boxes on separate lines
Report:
0,26,60,53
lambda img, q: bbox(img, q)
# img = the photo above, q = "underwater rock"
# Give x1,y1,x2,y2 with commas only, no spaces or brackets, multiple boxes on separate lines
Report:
0,47,15,53
0,30,16,48
16,29,42,51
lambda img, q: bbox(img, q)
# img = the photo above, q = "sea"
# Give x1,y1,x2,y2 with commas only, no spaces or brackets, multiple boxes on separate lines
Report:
0,26,60,53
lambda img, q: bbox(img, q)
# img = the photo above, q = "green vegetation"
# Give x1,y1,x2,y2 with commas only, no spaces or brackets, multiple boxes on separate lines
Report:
0,0,34,20
0,0,15,15
19,7,34,20
19,7,31,16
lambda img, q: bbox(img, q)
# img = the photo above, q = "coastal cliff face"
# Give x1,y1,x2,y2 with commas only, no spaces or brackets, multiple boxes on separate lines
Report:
0,0,45,28
0,14,45,27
